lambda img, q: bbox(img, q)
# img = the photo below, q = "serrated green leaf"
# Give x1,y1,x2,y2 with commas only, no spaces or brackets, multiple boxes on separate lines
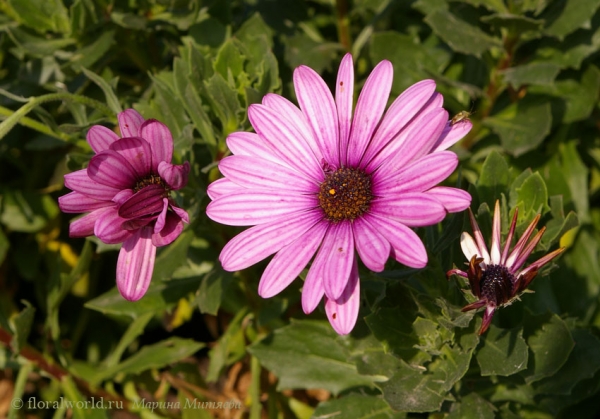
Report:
9,301,35,353
204,73,242,136
524,313,574,383
424,10,502,57
501,63,561,89
484,98,552,157
215,40,244,79
313,394,404,419
476,325,529,376
195,267,233,315
447,393,496,419
477,150,510,208
544,0,600,39
249,320,374,395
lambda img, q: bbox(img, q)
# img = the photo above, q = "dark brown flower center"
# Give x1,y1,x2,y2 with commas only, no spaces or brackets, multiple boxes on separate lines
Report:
318,167,372,222
134,174,169,195
480,264,515,307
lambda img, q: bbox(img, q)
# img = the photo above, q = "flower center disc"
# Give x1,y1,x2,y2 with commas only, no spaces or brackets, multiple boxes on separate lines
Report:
134,174,169,195
318,167,372,222
480,264,515,307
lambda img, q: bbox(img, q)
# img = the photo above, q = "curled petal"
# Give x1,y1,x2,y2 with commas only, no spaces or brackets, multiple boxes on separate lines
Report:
158,161,190,190
118,109,145,138
87,125,119,153
169,203,189,224
154,198,169,233
117,227,157,301
139,119,174,171
152,212,185,247
325,259,360,335
479,305,496,335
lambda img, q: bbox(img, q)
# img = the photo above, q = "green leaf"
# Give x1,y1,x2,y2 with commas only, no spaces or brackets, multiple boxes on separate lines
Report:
92,337,204,383
71,31,115,70
483,98,552,157
501,63,561,89
0,227,8,265
476,325,529,376
206,308,248,382
9,301,35,353
215,40,244,79
451,0,507,12
8,0,70,34
283,33,339,75
102,313,154,368
524,313,575,384
61,376,108,419
447,393,496,419
554,64,600,123
544,0,600,39
249,320,374,395
481,13,544,35
365,306,421,362
204,73,242,136
515,172,549,218
313,394,405,419
477,150,510,209
188,17,227,47
0,190,59,233
541,195,578,249
534,329,600,395
84,277,201,319
534,27,600,70
195,267,233,315
424,10,502,57
152,229,195,282
559,141,589,221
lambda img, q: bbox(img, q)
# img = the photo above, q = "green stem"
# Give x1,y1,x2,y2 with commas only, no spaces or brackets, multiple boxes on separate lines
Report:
249,355,262,419
0,105,72,141
335,0,351,51
0,92,114,140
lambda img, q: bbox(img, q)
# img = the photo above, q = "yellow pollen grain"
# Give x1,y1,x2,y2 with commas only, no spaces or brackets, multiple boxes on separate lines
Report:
329,189,336,195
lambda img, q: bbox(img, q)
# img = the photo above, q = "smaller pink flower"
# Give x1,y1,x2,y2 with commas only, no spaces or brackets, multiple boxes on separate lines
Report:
447,200,565,334
59,109,190,301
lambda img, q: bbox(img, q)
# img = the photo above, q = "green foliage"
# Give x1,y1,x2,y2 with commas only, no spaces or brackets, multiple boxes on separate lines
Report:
0,0,598,418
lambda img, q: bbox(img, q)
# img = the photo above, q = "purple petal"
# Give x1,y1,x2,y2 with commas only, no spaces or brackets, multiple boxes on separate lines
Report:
117,226,157,301
109,137,153,178
374,151,458,195
371,192,446,227
94,207,134,244
139,119,174,170
322,221,355,301
352,217,391,272
118,109,145,138
118,184,166,219
509,226,545,273
302,239,328,314
59,191,113,213
218,155,318,193
518,247,566,278
262,93,323,161
369,108,449,178
364,214,427,268
346,60,393,167
431,119,472,152
425,187,471,213
360,79,437,167
152,211,185,247
335,54,354,166
113,189,134,205
325,259,360,335
293,65,339,165
69,207,113,238
169,203,189,224
206,190,317,226
87,125,119,153
501,208,519,265
207,178,245,200
258,220,328,298
480,306,496,335
490,201,502,264
154,198,169,233
158,161,189,190
219,211,322,271
505,214,541,270
64,169,121,200
88,150,137,189
248,104,322,181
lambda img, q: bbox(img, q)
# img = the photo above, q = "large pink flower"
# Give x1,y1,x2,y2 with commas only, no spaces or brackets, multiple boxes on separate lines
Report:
206,53,472,334
59,109,190,301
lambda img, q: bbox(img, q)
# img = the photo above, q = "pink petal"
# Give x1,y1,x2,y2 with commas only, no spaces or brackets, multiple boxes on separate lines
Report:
64,169,121,200
169,204,189,224
226,131,288,166
425,187,471,213
68,207,113,238
460,232,482,262
117,226,157,301
431,119,472,152
206,190,317,226
58,191,113,213
467,209,491,265
364,214,428,268
335,54,354,166
325,259,360,335
352,217,391,272
490,201,502,264
262,93,323,161
360,79,437,167
501,208,519,265
152,211,185,247
88,150,137,189
374,151,458,195
109,137,153,178
87,125,119,153
113,189,134,205
371,192,446,227
302,239,329,314
322,221,355,301
258,220,328,298
219,211,322,271
218,155,318,193
94,207,134,244
118,109,145,137
293,65,339,165
139,119,174,170
207,178,245,200
248,104,322,181
346,60,393,167
153,198,169,233
369,108,448,178
158,161,189,190
118,184,166,219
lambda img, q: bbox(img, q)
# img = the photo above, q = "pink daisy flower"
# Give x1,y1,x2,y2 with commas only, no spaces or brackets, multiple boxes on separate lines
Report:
447,200,566,335
206,53,472,334
58,109,190,301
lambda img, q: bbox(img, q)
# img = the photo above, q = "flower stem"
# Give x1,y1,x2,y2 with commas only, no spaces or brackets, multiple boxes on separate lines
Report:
335,0,351,51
